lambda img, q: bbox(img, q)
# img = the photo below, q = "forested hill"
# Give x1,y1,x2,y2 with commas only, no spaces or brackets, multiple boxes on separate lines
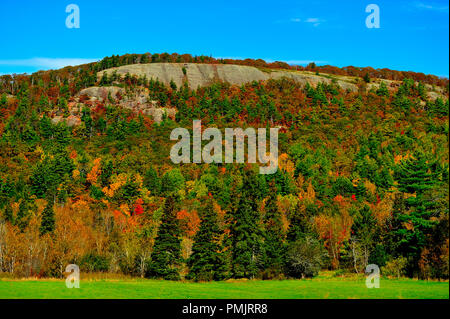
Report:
0,53,448,281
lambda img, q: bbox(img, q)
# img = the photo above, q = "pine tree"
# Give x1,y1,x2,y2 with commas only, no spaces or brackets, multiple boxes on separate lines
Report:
147,196,182,280
187,197,227,281
262,181,285,278
230,169,264,279
40,201,55,235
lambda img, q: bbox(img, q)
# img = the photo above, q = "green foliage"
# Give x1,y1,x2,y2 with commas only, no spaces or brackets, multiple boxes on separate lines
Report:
2,204,13,223
147,196,182,280
230,169,264,279
394,151,438,275
286,237,326,278
144,167,161,195
80,253,110,272
262,181,285,278
161,168,185,194
376,81,389,97
30,152,75,198
0,55,448,281
381,257,408,278
187,198,227,281
39,201,55,235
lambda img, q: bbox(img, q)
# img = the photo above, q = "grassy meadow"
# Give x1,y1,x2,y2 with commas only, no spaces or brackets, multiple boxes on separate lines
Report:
0,272,448,299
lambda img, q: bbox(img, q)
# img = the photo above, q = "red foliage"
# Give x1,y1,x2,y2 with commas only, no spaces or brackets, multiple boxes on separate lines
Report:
134,204,144,215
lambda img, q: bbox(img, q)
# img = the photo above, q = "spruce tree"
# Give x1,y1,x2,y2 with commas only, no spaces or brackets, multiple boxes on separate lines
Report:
394,150,437,275
262,181,285,278
230,169,264,279
147,196,182,280
187,198,226,281
40,200,55,235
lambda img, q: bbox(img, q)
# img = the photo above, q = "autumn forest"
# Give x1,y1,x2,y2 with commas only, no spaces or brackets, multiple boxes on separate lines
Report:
0,52,448,282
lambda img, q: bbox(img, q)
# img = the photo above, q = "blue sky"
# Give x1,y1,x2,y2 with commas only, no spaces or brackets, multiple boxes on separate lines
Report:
0,0,448,76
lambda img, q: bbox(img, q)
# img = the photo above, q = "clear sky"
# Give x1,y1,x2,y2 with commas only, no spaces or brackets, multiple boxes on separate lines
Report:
0,0,448,77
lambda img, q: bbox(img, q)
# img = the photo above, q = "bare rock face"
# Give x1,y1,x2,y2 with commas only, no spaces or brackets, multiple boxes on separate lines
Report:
142,107,177,123
97,63,360,92
427,91,444,101
50,115,82,127
78,86,125,101
51,116,64,125
65,86,176,124
66,115,82,127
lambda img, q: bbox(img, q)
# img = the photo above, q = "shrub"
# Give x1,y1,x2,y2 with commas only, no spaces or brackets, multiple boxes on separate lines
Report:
381,257,408,278
80,253,110,272
285,237,326,278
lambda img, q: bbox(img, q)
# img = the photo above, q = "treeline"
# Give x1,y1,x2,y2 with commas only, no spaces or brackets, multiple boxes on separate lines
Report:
1,52,448,97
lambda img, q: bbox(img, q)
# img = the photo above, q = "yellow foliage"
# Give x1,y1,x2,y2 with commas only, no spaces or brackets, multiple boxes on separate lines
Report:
135,173,143,188
364,180,377,197
87,158,102,185
102,173,127,198
72,169,80,180
120,203,130,216
278,153,295,177
296,174,304,189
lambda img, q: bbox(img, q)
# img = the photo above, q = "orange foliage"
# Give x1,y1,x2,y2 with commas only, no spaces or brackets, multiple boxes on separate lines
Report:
315,210,353,269
86,158,102,185
177,209,201,238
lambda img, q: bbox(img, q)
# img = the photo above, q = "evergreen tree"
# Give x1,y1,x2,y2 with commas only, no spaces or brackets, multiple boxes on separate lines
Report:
376,81,389,97
287,202,315,243
39,114,53,139
147,196,182,280
363,72,371,83
100,159,114,187
0,93,7,109
2,204,13,223
144,166,161,195
394,150,437,275
187,197,227,281
39,200,55,235
230,169,264,279
160,168,185,195
81,106,93,137
262,181,285,278
15,199,30,231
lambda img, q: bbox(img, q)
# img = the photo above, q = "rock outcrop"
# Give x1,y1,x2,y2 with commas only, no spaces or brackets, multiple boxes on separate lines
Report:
97,63,360,92
67,86,175,124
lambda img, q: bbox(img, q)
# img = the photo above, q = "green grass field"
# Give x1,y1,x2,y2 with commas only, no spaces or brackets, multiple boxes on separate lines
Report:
0,274,448,299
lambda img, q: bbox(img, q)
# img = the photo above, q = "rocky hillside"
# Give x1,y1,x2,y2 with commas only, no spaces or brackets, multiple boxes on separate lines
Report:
98,62,364,91
97,63,446,99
